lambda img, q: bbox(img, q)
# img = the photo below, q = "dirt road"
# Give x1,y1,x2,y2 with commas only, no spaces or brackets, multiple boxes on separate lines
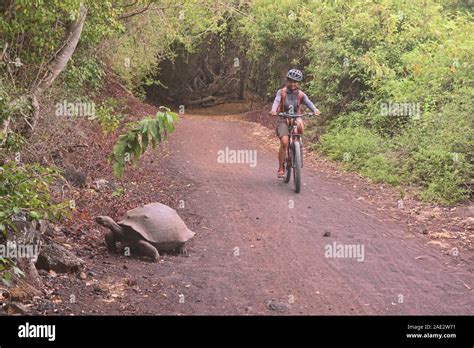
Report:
33,106,473,315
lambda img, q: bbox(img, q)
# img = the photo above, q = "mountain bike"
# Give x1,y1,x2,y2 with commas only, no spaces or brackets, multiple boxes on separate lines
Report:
278,112,313,193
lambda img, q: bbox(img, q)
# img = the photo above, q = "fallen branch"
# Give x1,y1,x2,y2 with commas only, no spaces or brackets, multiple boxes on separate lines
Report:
186,96,229,106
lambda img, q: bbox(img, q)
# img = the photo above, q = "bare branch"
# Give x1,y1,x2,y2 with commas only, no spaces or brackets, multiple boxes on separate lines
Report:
118,1,184,20
118,0,153,20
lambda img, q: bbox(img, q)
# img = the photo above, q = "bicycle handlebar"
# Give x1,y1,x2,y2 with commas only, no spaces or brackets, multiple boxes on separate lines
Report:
278,112,313,118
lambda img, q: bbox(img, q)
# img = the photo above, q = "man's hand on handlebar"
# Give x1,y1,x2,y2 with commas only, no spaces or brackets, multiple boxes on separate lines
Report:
314,109,321,116
269,111,277,116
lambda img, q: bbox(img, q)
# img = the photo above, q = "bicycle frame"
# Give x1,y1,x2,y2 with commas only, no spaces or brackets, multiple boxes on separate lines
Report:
278,113,312,167
277,112,313,193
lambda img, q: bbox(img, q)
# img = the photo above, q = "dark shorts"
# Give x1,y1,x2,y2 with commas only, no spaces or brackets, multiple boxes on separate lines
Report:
275,118,303,138
276,121,289,138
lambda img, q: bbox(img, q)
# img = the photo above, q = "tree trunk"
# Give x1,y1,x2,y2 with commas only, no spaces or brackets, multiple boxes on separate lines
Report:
31,4,87,96
238,57,247,100
1,4,88,142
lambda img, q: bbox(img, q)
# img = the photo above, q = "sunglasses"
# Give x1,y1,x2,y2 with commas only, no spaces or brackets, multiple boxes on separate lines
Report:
287,79,298,84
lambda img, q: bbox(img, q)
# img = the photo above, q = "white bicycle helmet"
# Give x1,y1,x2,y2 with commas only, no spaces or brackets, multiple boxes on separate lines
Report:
286,69,303,82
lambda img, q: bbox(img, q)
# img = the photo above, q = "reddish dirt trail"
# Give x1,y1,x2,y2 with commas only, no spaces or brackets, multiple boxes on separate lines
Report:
33,105,473,315
153,114,472,315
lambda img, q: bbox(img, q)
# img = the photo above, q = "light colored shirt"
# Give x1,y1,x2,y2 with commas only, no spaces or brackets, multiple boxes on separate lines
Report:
271,88,319,113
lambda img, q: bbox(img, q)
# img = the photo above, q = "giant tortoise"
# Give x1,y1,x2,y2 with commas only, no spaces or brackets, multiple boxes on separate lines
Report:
95,202,195,261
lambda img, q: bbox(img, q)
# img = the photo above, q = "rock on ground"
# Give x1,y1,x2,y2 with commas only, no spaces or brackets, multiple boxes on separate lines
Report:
36,243,84,273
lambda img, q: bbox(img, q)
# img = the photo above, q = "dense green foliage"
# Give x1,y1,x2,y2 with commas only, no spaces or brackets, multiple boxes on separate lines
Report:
0,0,471,286
0,0,120,90
238,0,473,204
0,162,70,233
0,1,472,262
0,162,71,286
103,0,232,96
0,161,70,285
94,97,125,135
0,0,221,238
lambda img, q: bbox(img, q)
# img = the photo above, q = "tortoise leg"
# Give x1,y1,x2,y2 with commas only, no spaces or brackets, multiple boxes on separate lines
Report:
136,240,159,262
176,243,188,255
105,230,117,253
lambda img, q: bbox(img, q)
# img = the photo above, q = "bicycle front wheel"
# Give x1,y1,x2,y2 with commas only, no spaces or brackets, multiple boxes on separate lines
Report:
284,158,291,183
293,141,301,193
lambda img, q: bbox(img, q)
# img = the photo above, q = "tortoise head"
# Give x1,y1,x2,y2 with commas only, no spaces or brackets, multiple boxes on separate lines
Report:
95,216,122,234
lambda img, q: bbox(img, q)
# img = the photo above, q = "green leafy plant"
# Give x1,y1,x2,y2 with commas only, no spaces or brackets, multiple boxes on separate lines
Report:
0,259,24,287
0,162,71,233
64,57,105,91
94,97,124,135
0,162,71,285
320,127,383,170
361,154,400,186
110,109,177,177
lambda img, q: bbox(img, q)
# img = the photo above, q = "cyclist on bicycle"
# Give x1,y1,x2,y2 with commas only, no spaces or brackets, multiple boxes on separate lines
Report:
269,69,320,178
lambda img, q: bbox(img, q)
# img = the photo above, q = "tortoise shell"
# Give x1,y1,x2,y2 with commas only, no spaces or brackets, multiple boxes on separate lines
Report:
118,203,195,247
